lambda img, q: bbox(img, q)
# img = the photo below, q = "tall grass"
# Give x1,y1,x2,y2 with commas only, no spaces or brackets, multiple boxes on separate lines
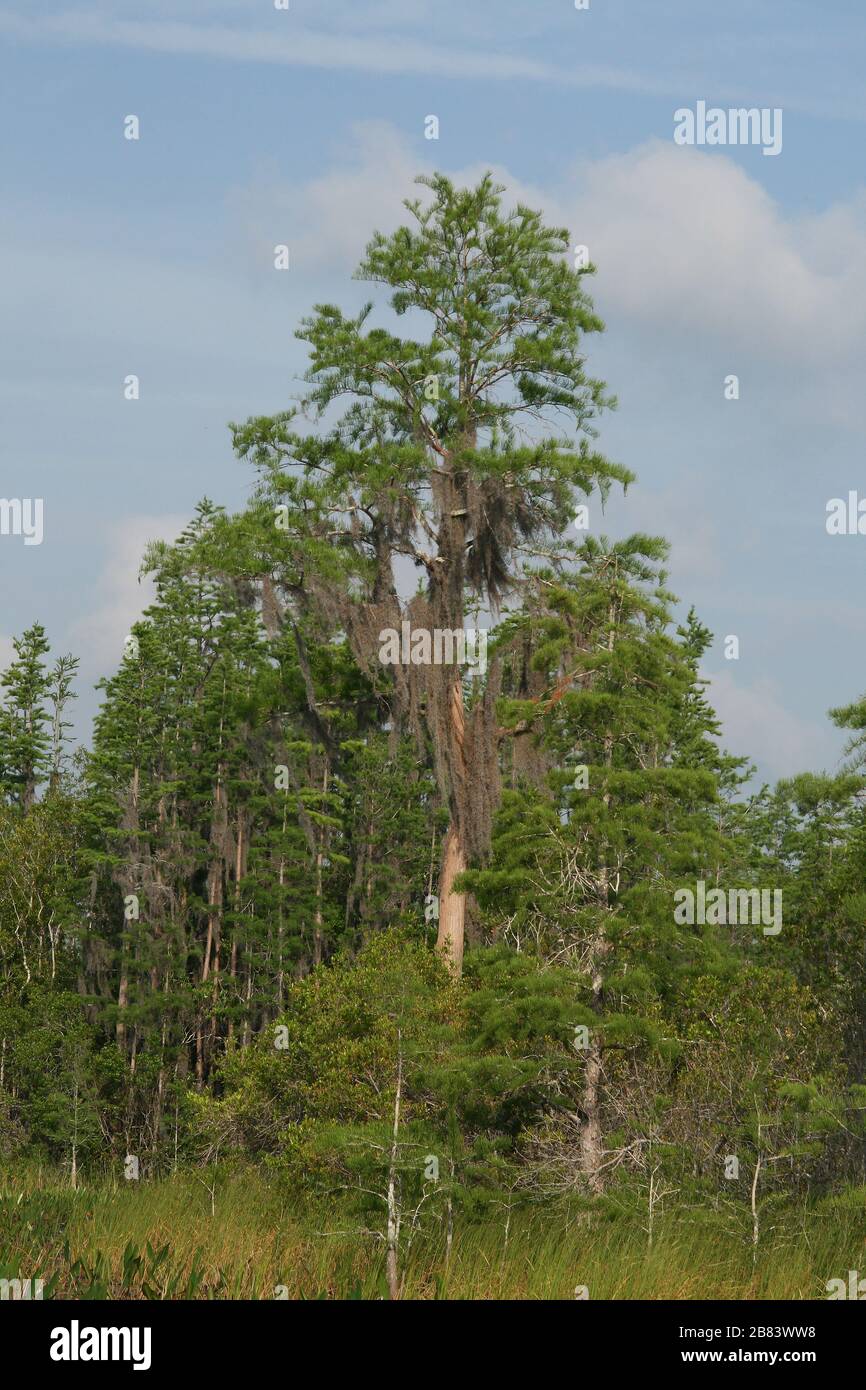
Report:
1,1165,864,1298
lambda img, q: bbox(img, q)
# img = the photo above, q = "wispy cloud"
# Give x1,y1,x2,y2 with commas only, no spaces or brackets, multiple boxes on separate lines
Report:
705,668,842,781
3,1,866,121
70,513,188,674
0,9,671,92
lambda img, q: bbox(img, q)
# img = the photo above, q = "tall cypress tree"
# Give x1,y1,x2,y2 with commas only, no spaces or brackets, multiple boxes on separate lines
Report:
229,173,631,972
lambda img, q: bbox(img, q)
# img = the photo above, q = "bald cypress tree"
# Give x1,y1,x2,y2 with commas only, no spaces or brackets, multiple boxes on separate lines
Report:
230,173,631,972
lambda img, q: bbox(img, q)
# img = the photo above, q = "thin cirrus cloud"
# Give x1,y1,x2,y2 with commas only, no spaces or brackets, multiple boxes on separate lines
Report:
3,1,866,121
0,8,647,88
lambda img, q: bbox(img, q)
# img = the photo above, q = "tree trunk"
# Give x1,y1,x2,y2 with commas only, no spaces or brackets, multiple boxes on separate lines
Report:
386,1033,403,1301
226,810,246,1049
116,764,140,1055
579,604,617,1192
313,765,328,967
578,938,609,1194
70,1077,79,1190
436,825,466,974
436,676,468,973
116,959,129,1054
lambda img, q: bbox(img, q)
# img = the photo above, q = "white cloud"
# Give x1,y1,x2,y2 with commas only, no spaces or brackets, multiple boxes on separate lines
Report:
2,120,863,781
224,125,558,280
226,122,425,276
233,128,866,378
206,130,866,690
70,513,188,673
704,667,840,780
218,136,652,318
562,141,866,362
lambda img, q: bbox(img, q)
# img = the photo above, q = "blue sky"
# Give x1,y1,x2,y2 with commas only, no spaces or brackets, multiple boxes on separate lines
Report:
2,0,865,783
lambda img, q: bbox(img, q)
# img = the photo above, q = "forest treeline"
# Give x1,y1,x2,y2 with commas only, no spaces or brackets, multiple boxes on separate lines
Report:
2,175,866,1279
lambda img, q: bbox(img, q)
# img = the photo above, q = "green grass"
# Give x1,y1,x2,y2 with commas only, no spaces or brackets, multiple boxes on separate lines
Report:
2,1165,864,1299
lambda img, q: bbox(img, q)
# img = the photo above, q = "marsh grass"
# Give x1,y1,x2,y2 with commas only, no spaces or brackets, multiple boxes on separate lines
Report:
2,1164,865,1299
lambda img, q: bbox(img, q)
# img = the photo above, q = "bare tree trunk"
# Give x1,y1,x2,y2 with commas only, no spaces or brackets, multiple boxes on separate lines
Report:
116,959,129,1054
276,797,287,1011
116,763,140,1055
579,606,617,1192
436,826,466,973
227,810,246,1049
436,678,467,972
578,968,608,1195
751,1144,762,1252
386,1033,403,1301
70,1077,79,1190
199,697,228,1083
313,765,328,967
445,1163,454,1269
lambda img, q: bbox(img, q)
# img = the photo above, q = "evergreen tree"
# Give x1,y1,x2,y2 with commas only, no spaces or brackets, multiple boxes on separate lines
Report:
229,173,631,972
0,622,53,809
465,536,731,1189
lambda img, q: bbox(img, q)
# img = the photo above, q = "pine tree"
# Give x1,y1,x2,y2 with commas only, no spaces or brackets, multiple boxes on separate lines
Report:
465,535,731,1189
0,622,52,810
47,654,79,794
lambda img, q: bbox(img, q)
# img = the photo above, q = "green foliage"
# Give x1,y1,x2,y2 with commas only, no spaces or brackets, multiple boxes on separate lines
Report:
2,174,866,1293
